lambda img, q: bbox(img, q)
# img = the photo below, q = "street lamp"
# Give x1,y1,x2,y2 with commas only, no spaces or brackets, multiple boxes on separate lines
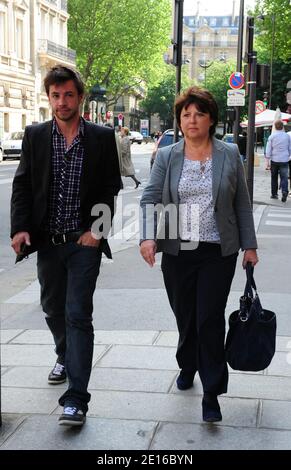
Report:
198,59,213,88
257,13,275,109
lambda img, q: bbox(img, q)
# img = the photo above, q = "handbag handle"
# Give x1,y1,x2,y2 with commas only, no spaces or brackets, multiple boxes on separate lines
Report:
244,262,258,298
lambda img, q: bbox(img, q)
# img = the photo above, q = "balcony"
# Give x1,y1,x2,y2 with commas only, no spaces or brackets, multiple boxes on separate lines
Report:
214,41,237,48
113,105,125,112
195,41,214,47
38,40,76,64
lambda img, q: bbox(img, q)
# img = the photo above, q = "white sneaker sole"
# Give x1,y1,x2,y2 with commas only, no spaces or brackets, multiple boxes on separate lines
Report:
58,417,85,426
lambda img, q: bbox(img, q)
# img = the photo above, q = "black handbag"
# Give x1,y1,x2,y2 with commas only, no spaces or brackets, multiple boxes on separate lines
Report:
225,263,276,371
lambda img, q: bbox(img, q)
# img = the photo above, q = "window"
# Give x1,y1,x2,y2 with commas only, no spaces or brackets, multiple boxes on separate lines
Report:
22,114,26,129
201,33,209,43
41,10,46,39
222,17,229,26
4,113,9,133
220,34,228,46
0,11,7,54
49,14,54,40
210,18,216,27
16,18,24,58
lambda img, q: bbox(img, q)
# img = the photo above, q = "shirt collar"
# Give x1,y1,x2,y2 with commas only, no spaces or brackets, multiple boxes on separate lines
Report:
52,117,85,137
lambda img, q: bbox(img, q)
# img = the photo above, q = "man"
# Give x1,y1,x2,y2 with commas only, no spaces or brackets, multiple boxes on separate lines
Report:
11,65,121,426
266,120,291,202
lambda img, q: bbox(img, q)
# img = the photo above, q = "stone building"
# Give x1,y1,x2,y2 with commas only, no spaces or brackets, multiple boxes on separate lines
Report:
0,0,75,138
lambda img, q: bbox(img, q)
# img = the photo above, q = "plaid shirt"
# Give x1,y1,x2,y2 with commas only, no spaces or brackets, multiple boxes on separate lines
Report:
47,117,85,234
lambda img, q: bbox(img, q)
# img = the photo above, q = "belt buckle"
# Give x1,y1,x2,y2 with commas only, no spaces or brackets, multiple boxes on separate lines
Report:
51,234,66,245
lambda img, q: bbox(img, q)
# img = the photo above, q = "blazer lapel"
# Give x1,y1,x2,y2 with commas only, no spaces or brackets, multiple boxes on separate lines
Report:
212,138,226,206
81,122,101,201
37,121,52,194
168,139,185,204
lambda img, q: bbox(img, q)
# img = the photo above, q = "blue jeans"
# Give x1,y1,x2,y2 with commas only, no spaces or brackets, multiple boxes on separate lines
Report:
271,161,289,196
37,242,102,413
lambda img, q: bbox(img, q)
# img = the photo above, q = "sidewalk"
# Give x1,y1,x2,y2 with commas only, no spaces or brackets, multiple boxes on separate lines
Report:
1,153,291,451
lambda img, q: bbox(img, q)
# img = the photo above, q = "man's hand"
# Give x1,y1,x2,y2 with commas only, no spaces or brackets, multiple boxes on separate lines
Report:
11,232,31,254
77,231,101,248
242,249,258,268
140,240,157,267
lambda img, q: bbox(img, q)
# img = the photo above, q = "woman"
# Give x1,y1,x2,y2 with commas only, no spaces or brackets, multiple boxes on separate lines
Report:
120,127,141,188
140,87,258,423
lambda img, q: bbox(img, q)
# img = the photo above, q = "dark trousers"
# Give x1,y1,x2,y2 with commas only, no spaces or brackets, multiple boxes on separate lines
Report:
161,243,238,395
37,242,102,413
271,161,289,196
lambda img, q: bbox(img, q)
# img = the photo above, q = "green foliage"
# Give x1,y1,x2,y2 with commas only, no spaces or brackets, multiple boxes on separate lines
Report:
68,0,171,103
253,0,291,63
202,60,238,122
140,67,191,128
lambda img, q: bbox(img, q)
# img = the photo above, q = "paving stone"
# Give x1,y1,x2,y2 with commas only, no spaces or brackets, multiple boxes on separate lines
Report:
150,422,291,450
0,329,24,344
97,345,177,370
276,336,291,352
78,391,258,428
93,330,159,345
260,400,291,430
1,367,9,376
266,351,291,377
12,329,160,346
1,415,157,450
154,331,178,347
0,414,27,446
1,366,67,389
89,367,176,393
1,344,107,367
1,387,61,414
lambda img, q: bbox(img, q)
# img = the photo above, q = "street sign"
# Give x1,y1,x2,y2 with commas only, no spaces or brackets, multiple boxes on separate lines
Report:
255,100,266,114
229,72,245,90
227,89,245,106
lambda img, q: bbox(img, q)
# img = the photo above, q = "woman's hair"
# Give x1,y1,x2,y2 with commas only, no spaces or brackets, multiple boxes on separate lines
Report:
44,65,85,96
122,127,129,135
174,86,218,136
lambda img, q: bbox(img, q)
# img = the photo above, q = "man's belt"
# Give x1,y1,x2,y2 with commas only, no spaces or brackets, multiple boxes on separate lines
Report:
50,231,84,246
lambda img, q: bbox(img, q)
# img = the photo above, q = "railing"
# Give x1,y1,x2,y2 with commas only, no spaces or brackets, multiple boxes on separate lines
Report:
214,41,236,47
195,41,214,47
38,40,76,62
113,105,125,112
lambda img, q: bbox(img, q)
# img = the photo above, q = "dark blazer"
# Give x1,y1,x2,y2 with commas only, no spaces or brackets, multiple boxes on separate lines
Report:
140,138,257,257
11,119,121,259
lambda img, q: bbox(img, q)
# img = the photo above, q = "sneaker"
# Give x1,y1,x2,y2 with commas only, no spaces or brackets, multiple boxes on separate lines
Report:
48,362,66,385
270,195,278,199
282,193,288,203
59,406,86,426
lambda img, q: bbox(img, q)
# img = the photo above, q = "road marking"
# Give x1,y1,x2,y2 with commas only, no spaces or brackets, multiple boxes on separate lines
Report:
267,214,291,218
0,178,13,185
265,221,291,227
253,205,266,232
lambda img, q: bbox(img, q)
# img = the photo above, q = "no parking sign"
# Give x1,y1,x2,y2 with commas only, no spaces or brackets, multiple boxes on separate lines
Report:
229,72,245,90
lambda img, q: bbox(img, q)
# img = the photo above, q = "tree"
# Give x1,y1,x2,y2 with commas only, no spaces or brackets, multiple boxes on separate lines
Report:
68,0,171,105
253,0,291,63
140,67,191,129
203,60,238,122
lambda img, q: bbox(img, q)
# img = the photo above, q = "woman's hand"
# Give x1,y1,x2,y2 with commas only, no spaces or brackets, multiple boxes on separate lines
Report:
140,240,157,267
242,249,258,268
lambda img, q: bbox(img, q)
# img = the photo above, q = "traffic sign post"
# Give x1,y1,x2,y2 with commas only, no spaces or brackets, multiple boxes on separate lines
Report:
255,100,266,114
227,89,245,106
229,72,245,90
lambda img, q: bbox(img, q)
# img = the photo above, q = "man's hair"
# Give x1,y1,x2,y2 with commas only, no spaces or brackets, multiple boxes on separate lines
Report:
174,86,218,137
274,120,284,130
44,65,85,96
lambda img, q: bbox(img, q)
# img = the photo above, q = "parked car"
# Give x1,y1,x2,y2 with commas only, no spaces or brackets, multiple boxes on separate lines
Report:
129,131,143,144
1,131,24,160
150,129,183,168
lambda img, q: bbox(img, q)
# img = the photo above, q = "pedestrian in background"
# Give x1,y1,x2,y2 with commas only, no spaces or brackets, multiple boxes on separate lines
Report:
140,86,258,423
266,120,291,202
11,65,121,427
120,126,141,188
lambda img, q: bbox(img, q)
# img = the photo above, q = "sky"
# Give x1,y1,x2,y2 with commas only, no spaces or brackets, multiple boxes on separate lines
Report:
183,0,256,16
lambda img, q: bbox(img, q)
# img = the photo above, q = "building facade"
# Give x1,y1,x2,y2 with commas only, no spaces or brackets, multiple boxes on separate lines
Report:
0,0,75,138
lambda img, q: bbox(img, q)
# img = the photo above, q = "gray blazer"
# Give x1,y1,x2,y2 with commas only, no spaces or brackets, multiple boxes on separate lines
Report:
140,137,257,256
